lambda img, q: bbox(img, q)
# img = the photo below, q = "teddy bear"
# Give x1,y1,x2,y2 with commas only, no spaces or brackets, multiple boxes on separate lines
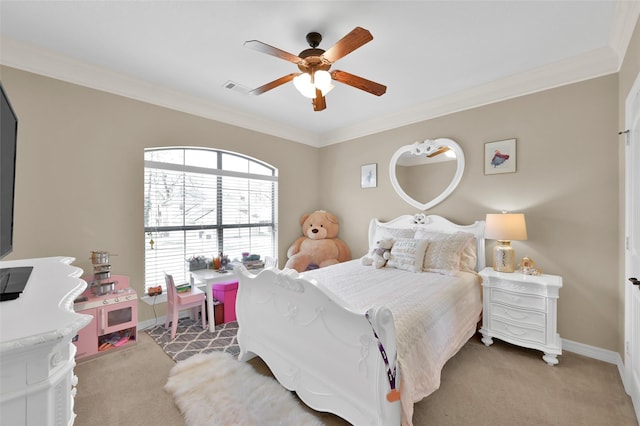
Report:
285,210,351,272
362,238,394,268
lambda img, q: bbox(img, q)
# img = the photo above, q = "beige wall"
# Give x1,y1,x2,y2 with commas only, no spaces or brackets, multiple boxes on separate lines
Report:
0,66,320,322
320,75,619,351
618,17,640,356
2,16,638,352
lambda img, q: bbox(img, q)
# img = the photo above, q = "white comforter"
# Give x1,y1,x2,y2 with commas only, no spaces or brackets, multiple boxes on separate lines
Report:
302,260,482,426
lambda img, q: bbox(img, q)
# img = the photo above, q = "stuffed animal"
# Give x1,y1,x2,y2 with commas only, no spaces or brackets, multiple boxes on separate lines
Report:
362,238,394,268
285,210,351,272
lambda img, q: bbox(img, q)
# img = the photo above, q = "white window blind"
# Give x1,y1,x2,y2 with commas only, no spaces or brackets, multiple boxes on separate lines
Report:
144,148,278,290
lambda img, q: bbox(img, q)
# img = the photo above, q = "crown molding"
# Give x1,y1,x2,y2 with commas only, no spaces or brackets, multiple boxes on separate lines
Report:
609,1,640,65
1,4,634,150
318,46,619,146
0,38,319,146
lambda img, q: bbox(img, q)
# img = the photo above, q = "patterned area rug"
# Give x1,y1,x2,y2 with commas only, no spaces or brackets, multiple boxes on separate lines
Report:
146,318,239,361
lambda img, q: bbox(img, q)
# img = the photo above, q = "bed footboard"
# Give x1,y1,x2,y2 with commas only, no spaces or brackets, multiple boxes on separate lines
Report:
235,265,402,426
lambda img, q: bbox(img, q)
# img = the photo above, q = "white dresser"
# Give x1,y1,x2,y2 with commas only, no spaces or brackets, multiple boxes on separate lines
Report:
0,257,92,425
479,267,563,366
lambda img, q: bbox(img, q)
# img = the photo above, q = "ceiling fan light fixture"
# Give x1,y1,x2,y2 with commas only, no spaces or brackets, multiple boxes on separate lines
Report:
314,70,332,92
321,83,335,97
294,70,333,99
293,73,316,98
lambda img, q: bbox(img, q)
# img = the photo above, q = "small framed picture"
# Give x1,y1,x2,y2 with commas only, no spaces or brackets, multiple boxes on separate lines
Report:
361,163,377,188
484,138,516,175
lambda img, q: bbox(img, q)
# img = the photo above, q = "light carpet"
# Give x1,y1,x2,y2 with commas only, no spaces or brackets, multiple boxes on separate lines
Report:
165,351,324,426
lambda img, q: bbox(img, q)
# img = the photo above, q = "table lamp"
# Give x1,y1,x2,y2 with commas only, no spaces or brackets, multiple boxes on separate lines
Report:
485,212,527,272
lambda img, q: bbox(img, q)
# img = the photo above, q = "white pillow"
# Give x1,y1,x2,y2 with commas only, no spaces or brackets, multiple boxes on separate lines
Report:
369,224,415,252
386,238,429,273
413,230,475,275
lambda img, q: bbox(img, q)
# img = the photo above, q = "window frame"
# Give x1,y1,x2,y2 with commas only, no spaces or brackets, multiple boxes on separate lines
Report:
143,147,278,290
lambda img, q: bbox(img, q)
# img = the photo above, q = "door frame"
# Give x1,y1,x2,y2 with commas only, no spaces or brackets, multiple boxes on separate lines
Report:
624,70,640,422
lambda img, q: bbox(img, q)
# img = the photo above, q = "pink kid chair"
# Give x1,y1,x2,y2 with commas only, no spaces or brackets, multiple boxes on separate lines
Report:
164,273,206,339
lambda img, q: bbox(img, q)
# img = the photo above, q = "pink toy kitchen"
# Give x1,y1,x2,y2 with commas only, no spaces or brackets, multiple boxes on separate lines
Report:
72,251,137,360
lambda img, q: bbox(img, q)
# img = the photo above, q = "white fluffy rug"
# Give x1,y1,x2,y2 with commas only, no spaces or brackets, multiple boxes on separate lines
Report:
165,351,324,426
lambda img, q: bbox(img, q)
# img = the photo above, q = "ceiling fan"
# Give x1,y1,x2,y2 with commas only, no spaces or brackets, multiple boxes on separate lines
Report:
244,27,387,111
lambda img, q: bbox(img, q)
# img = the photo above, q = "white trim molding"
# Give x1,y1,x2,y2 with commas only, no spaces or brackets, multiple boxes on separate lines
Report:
562,337,632,412
0,38,316,146
2,0,637,148
562,337,624,366
610,1,640,64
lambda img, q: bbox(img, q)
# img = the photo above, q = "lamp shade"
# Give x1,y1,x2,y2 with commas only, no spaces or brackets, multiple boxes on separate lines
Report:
314,70,332,92
293,73,316,98
293,70,335,98
485,213,527,241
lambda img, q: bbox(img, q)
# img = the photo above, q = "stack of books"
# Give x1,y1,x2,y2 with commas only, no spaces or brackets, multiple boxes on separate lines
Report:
176,283,192,293
242,260,264,269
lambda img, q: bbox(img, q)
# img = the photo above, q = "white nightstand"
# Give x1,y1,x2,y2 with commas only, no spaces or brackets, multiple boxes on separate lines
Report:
479,267,563,366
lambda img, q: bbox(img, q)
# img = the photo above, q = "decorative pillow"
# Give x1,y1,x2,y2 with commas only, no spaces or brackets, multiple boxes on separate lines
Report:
413,230,475,275
460,238,478,272
386,238,429,273
369,225,415,252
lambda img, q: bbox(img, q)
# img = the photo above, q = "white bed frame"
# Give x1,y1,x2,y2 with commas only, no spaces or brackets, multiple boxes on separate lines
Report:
235,214,485,426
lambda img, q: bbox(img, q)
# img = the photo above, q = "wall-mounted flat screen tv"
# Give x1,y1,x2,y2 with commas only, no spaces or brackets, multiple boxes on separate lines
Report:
0,82,18,260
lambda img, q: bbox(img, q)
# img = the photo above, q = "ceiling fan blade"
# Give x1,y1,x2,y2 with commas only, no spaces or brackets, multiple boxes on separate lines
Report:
244,40,303,64
313,89,326,111
249,73,298,95
322,27,373,63
331,70,387,96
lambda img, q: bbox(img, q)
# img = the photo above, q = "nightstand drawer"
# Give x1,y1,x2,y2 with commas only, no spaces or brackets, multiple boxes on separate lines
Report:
492,318,546,345
491,288,545,311
491,303,546,328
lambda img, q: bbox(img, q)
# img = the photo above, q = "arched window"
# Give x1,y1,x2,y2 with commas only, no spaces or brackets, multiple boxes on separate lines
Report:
143,147,278,289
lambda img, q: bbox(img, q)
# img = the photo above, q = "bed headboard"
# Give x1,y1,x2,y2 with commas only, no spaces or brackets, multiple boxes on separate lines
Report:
368,213,486,272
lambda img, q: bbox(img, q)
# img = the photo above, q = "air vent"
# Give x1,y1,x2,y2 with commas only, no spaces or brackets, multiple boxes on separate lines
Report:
223,80,251,95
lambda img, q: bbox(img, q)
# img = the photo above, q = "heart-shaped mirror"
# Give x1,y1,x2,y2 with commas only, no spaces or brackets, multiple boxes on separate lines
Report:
389,138,465,211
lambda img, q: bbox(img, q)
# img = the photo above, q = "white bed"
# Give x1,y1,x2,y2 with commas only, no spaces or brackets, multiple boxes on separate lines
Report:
235,214,485,426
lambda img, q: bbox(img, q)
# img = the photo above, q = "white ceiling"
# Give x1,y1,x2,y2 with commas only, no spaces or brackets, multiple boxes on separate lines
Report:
1,1,638,147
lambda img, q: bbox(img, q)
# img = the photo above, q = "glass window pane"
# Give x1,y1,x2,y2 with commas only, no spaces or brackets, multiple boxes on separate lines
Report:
221,152,249,173
144,168,186,228
144,230,189,287
183,171,218,226
221,176,248,225
222,226,275,263
249,160,273,176
248,180,276,224
185,148,217,168
144,148,184,165
185,229,219,265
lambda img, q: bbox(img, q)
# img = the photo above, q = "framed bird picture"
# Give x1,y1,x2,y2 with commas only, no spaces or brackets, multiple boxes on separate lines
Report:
484,138,516,175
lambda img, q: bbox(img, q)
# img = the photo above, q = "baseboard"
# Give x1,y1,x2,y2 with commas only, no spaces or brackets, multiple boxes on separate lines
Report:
562,337,632,413
562,337,623,366
138,317,163,331
138,311,199,331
